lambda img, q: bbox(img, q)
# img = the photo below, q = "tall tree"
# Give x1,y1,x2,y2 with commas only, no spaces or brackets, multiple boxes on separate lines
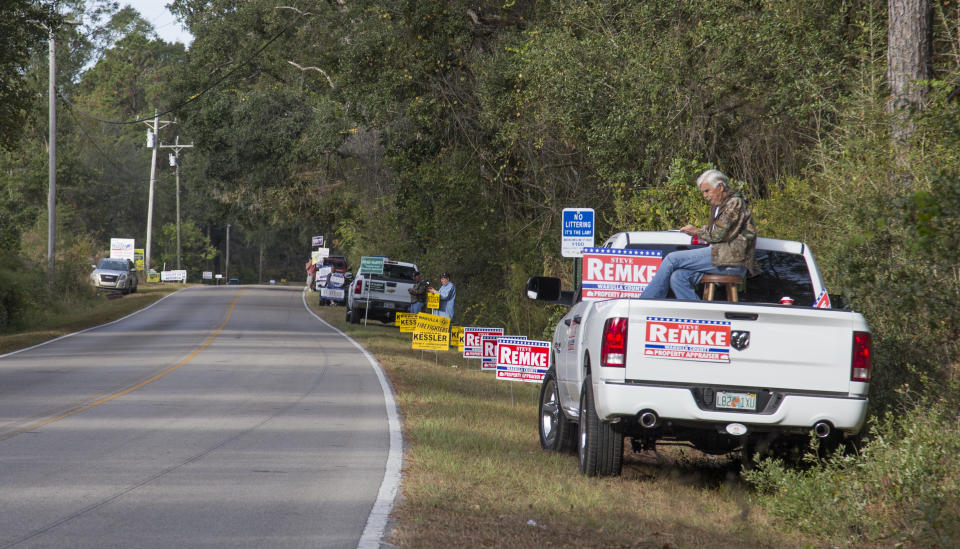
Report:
0,1,57,151
887,0,933,144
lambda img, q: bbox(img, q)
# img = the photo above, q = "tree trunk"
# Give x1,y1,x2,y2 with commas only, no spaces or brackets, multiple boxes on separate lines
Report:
887,0,933,145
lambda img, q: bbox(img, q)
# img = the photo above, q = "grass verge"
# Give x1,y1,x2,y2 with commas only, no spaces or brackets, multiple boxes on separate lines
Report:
0,284,185,355
305,299,835,549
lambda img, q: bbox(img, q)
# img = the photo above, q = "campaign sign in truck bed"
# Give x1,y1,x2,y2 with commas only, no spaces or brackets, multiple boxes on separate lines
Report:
495,339,551,383
643,316,731,363
581,248,662,300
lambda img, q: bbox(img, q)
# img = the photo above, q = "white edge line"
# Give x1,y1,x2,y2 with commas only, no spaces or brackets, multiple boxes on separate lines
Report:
0,287,193,360
301,291,402,549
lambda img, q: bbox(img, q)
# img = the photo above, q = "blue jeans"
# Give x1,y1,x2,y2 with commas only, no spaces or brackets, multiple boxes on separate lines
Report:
640,247,746,301
409,301,425,314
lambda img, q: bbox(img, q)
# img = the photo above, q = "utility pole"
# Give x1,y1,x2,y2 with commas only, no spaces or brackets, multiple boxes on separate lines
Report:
143,110,173,275
45,13,81,290
225,224,231,281
47,22,57,290
162,136,193,270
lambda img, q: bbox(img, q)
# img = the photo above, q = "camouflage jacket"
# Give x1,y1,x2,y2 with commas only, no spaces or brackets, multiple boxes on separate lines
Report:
409,279,429,303
696,191,759,275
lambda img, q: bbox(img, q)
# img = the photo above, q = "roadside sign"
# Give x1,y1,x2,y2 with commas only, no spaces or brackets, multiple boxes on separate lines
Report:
561,208,595,258
359,256,384,275
110,238,135,261
316,247,330,260
451,326,464,351
396,312,417,332
320,287,345,301
202,271,213,280
412,312,451,350
161,270,187,282
311,251,321,265
481,334,527,371
134,249,145,270
312,235,324,247
495,339,551,383
463,327,504,358
581,247,662,301
427,291,440,310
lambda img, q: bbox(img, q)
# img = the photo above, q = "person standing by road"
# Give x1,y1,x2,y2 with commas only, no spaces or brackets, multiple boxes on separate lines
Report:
436,272,456,320
640,169,757,300
408,271,428,314
305,258,318,291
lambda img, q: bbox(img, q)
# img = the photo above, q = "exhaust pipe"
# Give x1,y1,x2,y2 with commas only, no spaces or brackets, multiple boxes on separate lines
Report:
813,421,832,439
639,410,658,429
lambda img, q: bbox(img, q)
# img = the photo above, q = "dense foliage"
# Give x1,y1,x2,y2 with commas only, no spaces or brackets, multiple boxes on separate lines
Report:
2,0,960,544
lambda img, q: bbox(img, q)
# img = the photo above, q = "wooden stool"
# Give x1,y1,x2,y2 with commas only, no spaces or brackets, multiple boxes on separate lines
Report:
701,274,743,302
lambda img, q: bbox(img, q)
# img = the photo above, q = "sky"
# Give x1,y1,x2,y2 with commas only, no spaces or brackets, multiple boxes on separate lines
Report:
122,0,194,47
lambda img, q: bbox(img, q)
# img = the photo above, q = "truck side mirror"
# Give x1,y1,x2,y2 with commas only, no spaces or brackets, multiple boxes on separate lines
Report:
526,276,562,302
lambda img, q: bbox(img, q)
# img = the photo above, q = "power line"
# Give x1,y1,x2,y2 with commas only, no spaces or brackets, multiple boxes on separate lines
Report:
62,10,305,126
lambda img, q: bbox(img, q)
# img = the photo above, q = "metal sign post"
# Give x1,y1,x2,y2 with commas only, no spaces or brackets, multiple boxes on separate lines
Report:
358,256,385,326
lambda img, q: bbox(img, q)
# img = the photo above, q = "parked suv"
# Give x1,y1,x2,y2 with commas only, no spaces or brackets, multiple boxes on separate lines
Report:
346,259,418,324
90,258,139,294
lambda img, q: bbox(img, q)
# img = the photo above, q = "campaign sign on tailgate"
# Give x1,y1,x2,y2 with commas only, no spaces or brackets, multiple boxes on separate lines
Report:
581,248,662,301
643,317,731,363
495,339,551,383
480,335,527,371
463,327,504,358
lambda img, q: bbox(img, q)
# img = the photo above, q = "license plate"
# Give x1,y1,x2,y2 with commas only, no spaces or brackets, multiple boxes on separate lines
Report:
716,391,757,410
382,302,394,309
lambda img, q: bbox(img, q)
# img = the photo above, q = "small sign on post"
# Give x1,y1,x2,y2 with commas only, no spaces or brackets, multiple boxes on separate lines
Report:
359,256,385,275
561,208,595,258
311,235,324,247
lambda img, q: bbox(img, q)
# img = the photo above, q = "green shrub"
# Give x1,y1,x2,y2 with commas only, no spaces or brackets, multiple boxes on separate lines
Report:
744,400,960,546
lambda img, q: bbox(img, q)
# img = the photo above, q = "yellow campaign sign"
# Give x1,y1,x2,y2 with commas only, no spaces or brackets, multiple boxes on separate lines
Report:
427,291,440,310
134,249,145,270
415,312,450,333
451,326,464,351
396,312,417,332
147,272,160,283
412,330,450,351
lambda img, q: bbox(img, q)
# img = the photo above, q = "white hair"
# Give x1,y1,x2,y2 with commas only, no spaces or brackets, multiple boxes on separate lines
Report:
696,169,729,190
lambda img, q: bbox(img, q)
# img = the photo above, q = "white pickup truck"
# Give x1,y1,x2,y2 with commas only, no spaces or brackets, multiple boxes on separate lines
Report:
527,231,871,476
346,259,419,324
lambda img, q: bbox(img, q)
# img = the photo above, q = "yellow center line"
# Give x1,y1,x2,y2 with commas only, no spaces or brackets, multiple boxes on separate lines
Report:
2,290,247,440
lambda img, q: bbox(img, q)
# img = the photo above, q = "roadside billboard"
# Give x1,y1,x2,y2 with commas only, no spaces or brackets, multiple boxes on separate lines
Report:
110,238,135,261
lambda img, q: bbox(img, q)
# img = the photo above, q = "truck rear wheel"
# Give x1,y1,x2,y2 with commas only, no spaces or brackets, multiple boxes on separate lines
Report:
538,369,576,453
577,375,623,477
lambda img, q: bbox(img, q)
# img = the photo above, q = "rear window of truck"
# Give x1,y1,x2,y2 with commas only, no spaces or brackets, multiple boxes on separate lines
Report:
381,264,417,281
624,244,815,305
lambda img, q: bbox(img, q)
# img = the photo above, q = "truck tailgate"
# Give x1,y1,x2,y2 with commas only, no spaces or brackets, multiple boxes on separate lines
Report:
625,301,856,393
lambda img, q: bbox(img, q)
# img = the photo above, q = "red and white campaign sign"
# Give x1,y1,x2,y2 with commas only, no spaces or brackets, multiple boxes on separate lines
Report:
581,247,662,300
463,327,504,358
643,316,731,363
495,339,551,383
481,335,526,371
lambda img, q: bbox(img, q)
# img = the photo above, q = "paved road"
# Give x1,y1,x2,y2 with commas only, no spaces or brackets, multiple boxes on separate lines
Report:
0,286,397,549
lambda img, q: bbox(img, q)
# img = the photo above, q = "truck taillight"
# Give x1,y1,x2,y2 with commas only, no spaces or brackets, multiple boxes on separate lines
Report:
851,331,871,381
353,279,363,295
601,317,628,367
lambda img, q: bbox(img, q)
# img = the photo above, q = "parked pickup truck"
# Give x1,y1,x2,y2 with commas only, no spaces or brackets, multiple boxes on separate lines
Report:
527,231,871,476
346,259,419,324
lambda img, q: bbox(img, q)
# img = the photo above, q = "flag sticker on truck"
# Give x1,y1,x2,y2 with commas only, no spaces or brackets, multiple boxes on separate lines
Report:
643,317,731,363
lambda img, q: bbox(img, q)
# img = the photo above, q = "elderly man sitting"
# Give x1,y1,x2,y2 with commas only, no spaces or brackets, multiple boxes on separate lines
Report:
640,169,758,300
